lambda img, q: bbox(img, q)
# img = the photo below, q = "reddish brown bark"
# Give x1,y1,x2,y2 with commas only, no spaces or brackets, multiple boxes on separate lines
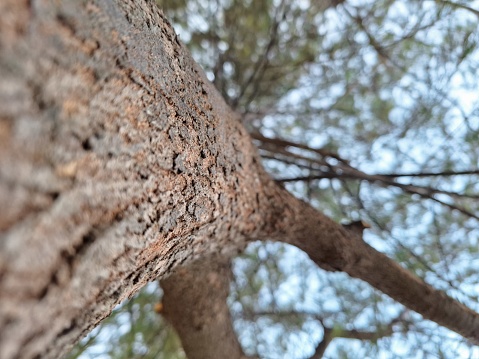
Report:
0,1,478,359
0,1,268,357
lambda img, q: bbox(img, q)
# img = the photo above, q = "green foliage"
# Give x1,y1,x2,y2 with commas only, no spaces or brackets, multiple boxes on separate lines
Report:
156,0,323,113
67,283,185,359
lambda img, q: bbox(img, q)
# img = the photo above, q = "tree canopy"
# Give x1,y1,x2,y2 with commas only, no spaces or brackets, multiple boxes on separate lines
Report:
67,0,479,358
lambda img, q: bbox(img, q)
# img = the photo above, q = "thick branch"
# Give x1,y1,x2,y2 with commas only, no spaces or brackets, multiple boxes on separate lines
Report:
262,187,479,344
161,256,257,359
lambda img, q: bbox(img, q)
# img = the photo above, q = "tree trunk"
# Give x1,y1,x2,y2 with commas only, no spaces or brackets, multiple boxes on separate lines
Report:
161,256,258,359
1,1,478,359
0,1,268,357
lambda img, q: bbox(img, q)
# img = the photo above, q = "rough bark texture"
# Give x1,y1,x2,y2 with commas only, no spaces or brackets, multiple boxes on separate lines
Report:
0,1,276,358
1,1,479,359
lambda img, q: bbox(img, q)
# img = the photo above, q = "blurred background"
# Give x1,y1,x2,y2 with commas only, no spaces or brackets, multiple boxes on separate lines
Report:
68,0,479,358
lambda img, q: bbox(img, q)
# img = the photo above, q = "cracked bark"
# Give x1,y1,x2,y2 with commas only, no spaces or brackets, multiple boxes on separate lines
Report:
0,1,478,359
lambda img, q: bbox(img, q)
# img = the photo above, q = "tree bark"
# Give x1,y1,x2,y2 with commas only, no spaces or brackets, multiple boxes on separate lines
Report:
0,1,478,359
161,256,258,359
1,1,269,357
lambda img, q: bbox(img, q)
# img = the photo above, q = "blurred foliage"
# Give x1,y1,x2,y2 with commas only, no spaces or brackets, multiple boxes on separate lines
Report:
70,0,479,358
67,284,185,359
156,0,327,113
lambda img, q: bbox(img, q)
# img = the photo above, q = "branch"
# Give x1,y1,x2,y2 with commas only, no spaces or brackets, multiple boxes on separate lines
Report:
161,256,258,359
252,131,349,163
257,135,479,218
279,169,479,180
437,0,479,18
237,301,410,358
231,0,285,110
264,186,479,344
256,134,479,196
375,169,479,178
310,327,333,359
309,312,409,358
